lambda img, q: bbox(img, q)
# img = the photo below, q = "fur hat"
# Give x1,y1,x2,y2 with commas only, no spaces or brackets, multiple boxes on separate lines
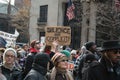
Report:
51,53,67,67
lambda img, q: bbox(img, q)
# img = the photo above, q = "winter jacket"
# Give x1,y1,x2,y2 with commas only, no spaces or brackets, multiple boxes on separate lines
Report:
81,61,100,80
24,64,47,80
22,52,37,79
0,65,21,80
29,48,39,53
85,56,120,80
77,50,100,79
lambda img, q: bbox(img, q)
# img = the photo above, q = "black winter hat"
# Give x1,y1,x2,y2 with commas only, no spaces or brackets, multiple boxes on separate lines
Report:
85,54,97,63
34,53,50,68
101,40,120,51
85,42,96,50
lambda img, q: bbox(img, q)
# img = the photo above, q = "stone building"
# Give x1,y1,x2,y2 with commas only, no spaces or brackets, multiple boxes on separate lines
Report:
0,1,17,34
29,0,81,49
29,0,97,49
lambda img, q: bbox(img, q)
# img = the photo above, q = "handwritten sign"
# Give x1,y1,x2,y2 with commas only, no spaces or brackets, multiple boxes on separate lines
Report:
45,26,71,45
0,30,19,47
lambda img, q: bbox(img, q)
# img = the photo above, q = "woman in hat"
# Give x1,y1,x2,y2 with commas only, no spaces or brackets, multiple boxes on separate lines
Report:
0,48,21,80
48,52,73,80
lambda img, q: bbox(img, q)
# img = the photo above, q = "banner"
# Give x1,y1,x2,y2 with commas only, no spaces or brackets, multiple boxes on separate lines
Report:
0,29,19,47
45,26,71,45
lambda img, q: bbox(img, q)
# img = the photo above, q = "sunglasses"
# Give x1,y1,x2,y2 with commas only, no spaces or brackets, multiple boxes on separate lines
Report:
61,60,68,62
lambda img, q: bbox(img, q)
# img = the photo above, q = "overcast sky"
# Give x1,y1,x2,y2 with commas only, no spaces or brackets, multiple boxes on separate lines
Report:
0,0,15,5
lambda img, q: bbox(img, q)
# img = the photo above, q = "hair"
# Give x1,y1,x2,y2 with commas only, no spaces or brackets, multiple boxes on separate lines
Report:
44,45,51,52
30,40,37,48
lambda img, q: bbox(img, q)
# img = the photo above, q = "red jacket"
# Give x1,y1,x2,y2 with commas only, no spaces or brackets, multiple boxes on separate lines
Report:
29,48,40,53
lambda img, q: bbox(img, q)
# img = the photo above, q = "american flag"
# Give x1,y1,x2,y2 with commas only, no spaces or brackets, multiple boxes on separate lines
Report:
115,0,120,9
66,0,75,20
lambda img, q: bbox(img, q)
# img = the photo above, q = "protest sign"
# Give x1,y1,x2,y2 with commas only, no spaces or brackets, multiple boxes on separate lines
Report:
0,29,19,47
45,26,71,45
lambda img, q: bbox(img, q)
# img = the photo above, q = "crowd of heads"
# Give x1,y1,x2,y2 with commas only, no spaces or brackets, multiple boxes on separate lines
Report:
0,39,120,80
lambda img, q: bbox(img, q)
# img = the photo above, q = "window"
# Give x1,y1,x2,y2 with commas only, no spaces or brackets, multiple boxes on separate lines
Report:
38,5,48,23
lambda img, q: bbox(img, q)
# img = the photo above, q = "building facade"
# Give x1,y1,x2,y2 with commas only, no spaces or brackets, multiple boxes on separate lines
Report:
0,1,17,34
29,0,96,49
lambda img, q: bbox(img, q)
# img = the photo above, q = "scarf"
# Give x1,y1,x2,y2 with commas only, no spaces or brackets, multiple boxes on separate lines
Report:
50,67,73,80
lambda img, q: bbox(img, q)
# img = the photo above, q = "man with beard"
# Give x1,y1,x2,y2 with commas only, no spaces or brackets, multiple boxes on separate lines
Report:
84,40,120,80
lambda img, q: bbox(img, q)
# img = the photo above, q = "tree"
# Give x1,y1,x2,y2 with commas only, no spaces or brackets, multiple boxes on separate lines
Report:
11,0,31,43
96,0,120,46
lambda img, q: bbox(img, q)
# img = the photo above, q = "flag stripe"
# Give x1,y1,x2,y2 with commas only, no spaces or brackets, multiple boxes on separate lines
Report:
66,0,75,20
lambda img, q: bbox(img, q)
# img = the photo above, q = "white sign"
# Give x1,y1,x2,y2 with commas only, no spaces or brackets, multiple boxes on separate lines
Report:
0,29,19,47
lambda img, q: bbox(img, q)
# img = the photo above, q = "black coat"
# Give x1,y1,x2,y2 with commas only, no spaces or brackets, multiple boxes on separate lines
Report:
1,65,21,80
78,51,100,79
84,56,120,80
22,52,37,78
24,64,47,80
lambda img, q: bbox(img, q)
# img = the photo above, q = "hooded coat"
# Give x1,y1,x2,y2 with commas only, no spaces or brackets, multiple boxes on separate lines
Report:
24,53,50,80
24,64,47,80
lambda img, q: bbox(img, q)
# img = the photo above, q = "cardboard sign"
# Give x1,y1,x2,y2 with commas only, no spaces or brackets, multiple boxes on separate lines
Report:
45,26,71,45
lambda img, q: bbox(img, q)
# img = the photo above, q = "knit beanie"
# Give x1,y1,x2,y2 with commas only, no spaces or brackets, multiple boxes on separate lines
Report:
71,50,76,55
61,50,70,57
85,42,96,50
3,48,17,63
51,53,67,67
33,53,50,68
84,54,97,63
3,48,17,58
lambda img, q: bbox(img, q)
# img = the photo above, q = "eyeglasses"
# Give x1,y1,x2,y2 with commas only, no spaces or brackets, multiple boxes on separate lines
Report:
109,49,120,54
5,54,15,58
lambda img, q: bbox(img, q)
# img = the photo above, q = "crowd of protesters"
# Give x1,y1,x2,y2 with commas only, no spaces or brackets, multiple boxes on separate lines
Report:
0,38,120,80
